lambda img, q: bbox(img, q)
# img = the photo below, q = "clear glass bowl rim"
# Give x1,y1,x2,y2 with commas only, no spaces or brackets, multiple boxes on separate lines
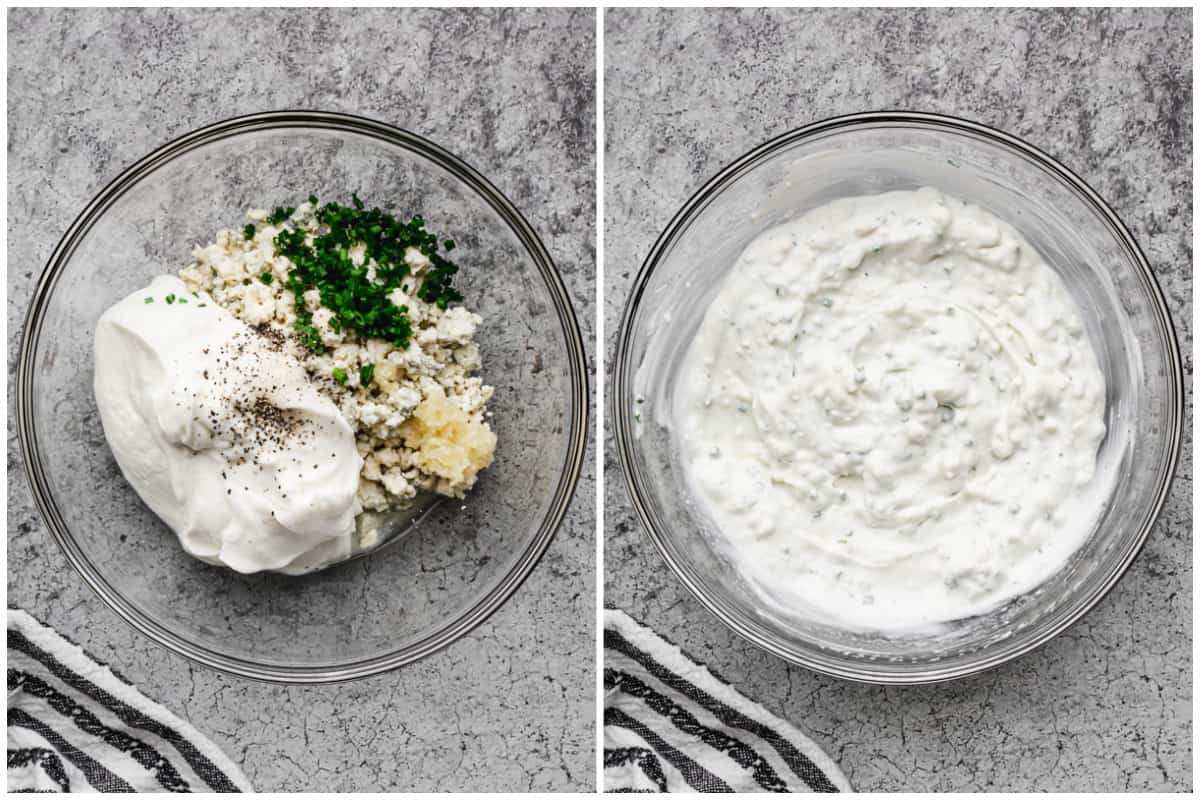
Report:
16,109,590,684
612,110,1185,685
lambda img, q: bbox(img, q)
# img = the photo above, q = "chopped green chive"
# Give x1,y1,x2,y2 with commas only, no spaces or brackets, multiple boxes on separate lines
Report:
269,194,464,352
265,206,294,225
165,294,176,304
259,271,273,285
332,367,348,384
359,363,375,387
178,297,188,304
144,297,154,304
243,223,255,240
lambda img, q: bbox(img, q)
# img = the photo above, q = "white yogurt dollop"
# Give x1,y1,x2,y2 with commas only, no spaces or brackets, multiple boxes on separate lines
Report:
95,275,364,574
676,188,1108,631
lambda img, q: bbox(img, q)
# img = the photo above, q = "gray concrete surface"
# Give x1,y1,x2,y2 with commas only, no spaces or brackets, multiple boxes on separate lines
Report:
8,8,595,792
604,7,1192,792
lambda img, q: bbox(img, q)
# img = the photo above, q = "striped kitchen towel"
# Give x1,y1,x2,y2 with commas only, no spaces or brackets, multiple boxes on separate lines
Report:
7,608,251,792
604,609,851,793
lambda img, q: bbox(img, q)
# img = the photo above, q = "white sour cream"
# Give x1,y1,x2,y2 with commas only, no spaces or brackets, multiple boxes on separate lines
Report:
95,275,364,574
676,188,1108,631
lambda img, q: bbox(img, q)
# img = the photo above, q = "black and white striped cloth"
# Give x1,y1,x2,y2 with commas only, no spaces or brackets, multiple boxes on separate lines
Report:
604,609,851,793
7,609,251,793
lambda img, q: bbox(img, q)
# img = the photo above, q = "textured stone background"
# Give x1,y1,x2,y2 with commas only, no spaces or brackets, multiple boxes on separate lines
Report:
8,7,595,792
605,7,1191,792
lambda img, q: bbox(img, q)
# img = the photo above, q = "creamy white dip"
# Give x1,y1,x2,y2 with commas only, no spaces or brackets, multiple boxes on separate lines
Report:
675,188,1108,631
95,275,364,574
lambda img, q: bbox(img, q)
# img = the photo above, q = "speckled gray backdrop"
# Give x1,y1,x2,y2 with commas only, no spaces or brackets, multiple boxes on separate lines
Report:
8,7,595,792
605,7,1191,792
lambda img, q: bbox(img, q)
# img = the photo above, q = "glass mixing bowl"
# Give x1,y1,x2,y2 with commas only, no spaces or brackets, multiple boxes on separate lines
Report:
613,111,1184,684
16,111,588,683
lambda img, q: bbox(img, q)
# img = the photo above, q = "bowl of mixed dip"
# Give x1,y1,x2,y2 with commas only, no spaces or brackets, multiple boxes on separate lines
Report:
614,112,1183,683
17,111,588,682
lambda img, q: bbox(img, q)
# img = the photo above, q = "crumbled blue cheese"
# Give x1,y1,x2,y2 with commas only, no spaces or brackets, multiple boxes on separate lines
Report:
180,204,496,511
